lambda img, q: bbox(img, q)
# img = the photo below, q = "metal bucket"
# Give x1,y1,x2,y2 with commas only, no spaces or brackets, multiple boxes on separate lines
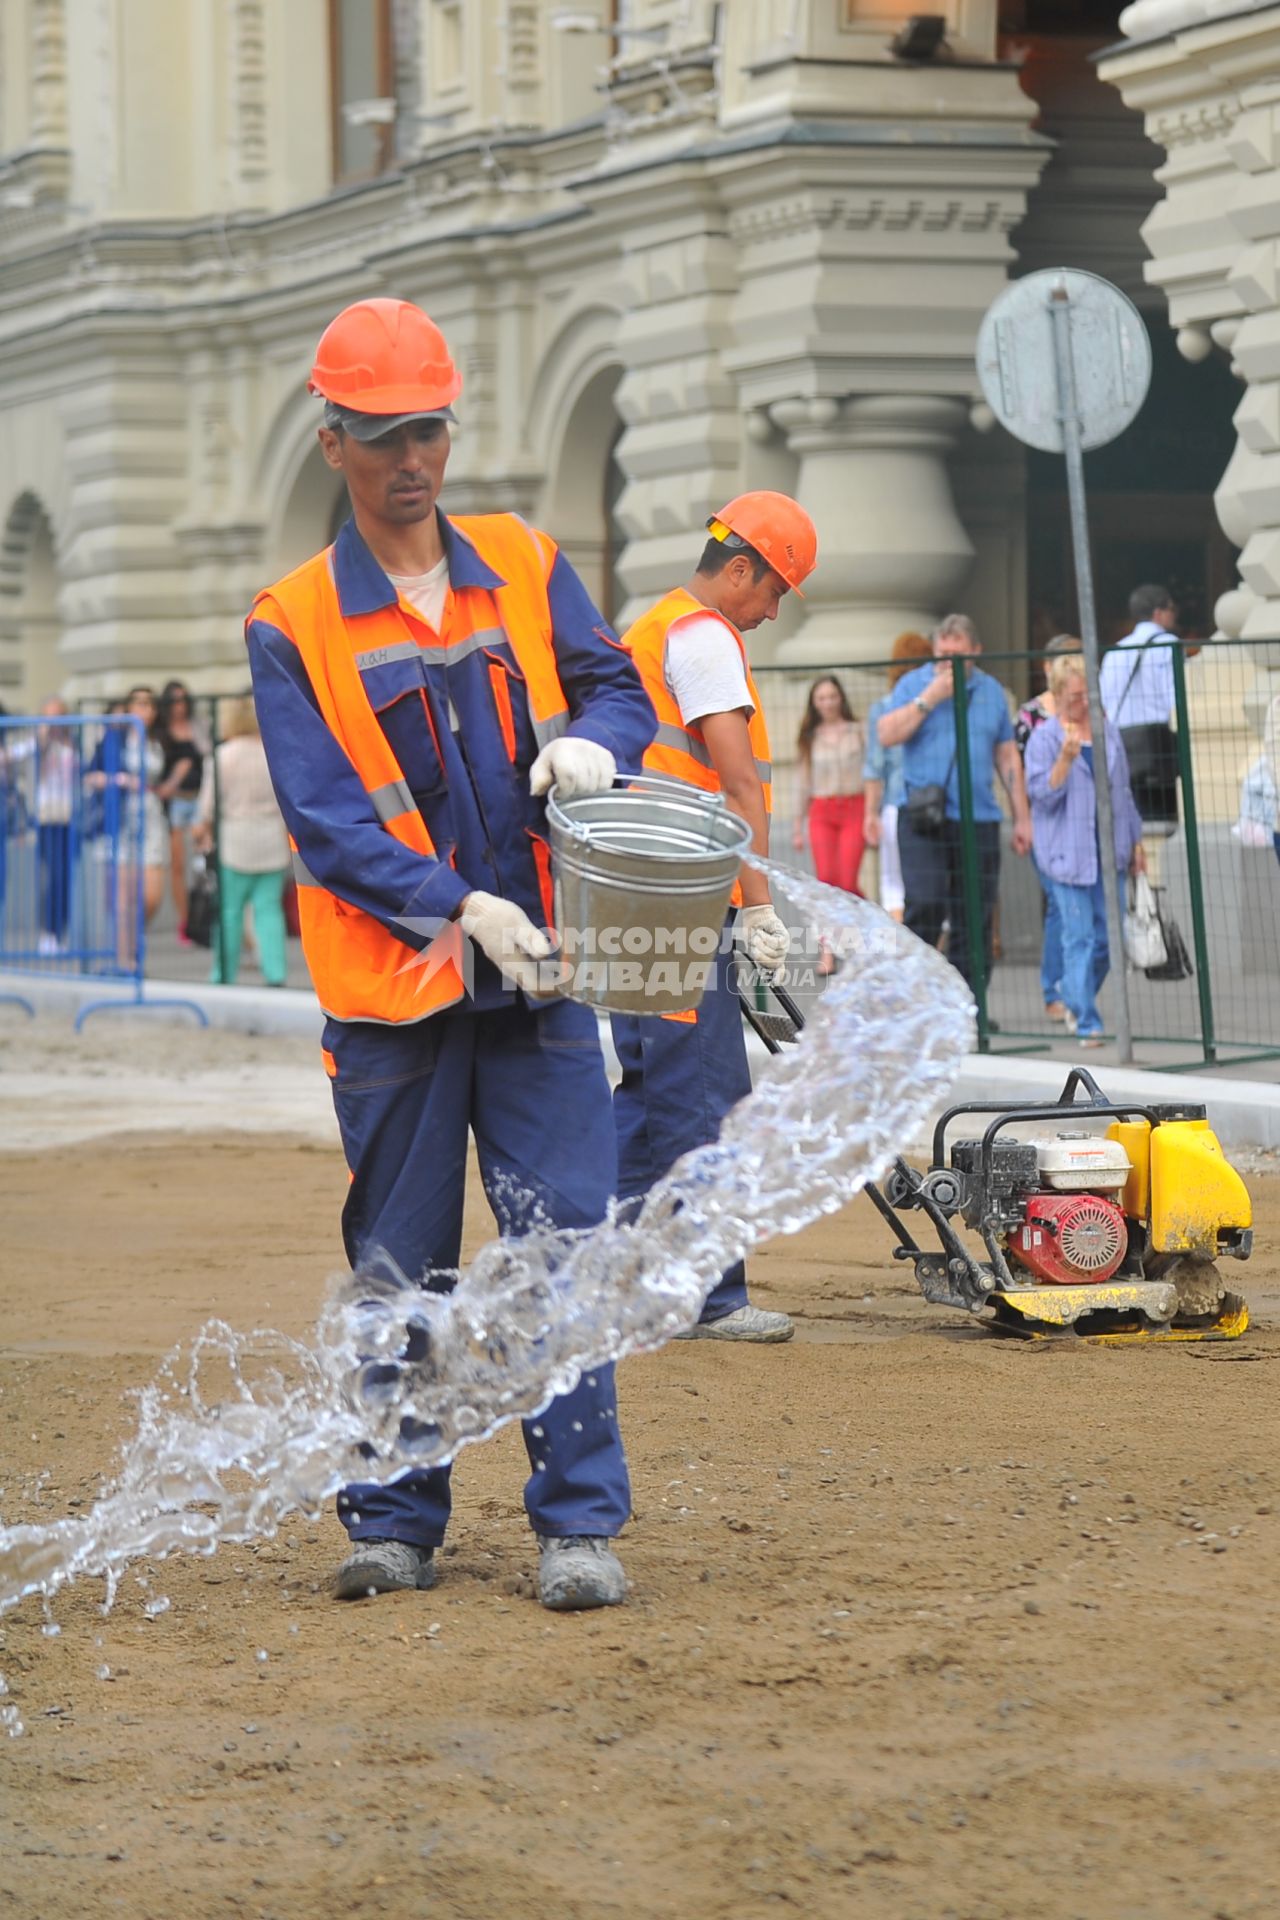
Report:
546,773,750,1015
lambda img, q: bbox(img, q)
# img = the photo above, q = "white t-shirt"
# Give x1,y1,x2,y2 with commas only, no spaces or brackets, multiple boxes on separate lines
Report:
664,610,753,725
388,555,449,633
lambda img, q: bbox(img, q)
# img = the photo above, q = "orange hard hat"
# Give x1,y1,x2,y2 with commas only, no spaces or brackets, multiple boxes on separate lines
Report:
308,298,463,416
707,491,817,596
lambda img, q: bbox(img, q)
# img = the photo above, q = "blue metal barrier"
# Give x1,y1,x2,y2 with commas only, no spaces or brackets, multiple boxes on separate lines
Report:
0,713,206,1030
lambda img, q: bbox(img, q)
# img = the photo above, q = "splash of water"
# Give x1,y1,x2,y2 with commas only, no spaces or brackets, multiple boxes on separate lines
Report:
0,865,972,1651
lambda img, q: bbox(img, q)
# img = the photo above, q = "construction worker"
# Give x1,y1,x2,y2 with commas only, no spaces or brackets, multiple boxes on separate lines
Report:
246,298,656,1611
611,494,818,1342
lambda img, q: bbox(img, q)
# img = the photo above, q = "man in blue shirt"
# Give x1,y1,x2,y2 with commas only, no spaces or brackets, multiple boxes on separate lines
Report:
877,613,1032,995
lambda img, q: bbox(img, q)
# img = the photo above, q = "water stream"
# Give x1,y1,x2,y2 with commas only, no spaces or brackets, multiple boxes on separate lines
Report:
0,865,973,1734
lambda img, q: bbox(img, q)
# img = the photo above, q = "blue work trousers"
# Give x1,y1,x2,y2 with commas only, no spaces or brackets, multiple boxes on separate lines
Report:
329,997,631,1548
611,930,750,1325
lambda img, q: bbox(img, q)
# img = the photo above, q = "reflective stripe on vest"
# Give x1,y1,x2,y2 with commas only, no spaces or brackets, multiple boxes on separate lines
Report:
622,588,773,810
252,513,572,1024
649,721,771,787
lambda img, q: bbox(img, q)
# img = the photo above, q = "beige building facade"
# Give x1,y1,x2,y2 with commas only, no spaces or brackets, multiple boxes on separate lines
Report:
0,0,1258,711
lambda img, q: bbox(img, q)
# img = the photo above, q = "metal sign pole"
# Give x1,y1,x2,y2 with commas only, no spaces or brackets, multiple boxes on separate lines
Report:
1047,280,1133,1065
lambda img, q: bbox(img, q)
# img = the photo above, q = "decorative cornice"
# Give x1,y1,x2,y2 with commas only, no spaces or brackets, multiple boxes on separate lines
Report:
728,192,1019,243
1147,96,1241,144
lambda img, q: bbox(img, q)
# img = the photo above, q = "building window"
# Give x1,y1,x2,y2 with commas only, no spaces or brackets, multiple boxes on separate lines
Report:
330,0,394,184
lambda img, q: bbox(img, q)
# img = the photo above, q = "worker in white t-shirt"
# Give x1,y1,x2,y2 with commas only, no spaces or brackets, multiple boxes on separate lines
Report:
613,493,818,1342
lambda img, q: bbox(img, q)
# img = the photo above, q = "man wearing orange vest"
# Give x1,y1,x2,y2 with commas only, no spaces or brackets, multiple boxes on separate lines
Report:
247,299,656,1610
612,494,818,1341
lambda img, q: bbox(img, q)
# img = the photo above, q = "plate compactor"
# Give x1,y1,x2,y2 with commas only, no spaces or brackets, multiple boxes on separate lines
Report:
734,978,1253,1344
866,1069,1253,1342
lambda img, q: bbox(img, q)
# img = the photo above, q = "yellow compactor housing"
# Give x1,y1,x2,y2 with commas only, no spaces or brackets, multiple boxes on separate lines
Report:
1106,1115,1253,1258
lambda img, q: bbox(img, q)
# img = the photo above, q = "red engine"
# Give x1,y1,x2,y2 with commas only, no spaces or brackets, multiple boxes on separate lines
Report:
1007,1192,1128,1285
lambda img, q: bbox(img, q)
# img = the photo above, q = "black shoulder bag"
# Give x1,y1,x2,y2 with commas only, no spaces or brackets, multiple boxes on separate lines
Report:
1115,635,1179,824
904,749,957,837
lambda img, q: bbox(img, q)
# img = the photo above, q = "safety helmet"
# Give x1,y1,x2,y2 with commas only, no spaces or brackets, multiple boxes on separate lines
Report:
707,491,817,596
308,298,463,418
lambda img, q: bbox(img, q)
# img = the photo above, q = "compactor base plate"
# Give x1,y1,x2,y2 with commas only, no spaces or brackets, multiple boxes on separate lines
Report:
986,1286,1249,1344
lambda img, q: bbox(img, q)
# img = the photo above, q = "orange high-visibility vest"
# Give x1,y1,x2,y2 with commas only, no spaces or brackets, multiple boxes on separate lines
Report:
250,514,572,1025
622,588,772,914
622,587,772,807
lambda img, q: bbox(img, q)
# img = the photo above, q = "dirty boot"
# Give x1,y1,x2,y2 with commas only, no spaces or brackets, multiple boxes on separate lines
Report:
536,1535,627,1612
675,1304,794,1343
332,1538,437,1600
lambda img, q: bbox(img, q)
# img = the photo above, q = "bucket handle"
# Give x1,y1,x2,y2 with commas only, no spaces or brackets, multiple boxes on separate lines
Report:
547,769,731,844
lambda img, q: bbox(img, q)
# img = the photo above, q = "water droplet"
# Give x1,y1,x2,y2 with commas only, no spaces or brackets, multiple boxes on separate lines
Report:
255,1649,269,1665
96,1664,112,1681
571,1421,584,1433
144,1597,171,1619
41,1623,61,1638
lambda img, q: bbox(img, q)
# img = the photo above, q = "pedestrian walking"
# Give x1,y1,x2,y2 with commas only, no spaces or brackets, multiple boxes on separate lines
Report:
793,675,864,974
612,491,817,1344
6,697,79,954
248,298,655,1611
1099,584,1199,827
85,686,168,965
877,613,1032,995
156,681,206,944
1014,633,1084,1024
194,696,290,986
863,632,932,922
1025,654,1145,1045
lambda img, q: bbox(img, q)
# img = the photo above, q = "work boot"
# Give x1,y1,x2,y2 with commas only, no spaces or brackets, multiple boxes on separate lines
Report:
332,1538,437,1600
675,1304,794,1343
536,1536,627,1612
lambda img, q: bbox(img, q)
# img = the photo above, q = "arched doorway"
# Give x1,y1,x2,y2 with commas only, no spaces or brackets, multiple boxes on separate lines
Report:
270,441,348,579
540,363,626,622
0,493,61,707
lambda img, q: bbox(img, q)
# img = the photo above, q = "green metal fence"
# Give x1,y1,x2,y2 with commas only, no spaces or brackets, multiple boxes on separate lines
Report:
758,639,1280,1072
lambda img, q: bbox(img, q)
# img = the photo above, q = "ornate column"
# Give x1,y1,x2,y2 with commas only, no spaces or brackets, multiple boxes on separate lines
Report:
765,394,973,662
1100,3,1280,642
577,170,745,628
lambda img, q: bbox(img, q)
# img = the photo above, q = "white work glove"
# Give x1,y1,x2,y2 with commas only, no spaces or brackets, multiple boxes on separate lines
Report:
739,904,790,974
459,891,557,995
529,736,616,800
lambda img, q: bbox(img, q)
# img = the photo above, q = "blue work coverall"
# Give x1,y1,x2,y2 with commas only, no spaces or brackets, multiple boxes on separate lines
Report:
248,514,656,1548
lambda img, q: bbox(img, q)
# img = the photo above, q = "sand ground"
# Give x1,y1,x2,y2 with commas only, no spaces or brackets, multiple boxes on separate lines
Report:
1,1017,1278,1920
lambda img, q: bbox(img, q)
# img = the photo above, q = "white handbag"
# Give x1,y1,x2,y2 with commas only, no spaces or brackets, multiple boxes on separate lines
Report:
1124,871,1167,971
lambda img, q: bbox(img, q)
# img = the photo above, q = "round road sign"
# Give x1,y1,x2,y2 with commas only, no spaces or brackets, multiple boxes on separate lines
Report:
975,269,1152,454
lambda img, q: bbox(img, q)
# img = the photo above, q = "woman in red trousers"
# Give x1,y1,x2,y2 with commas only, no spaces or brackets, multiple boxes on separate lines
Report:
793,675,865,976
